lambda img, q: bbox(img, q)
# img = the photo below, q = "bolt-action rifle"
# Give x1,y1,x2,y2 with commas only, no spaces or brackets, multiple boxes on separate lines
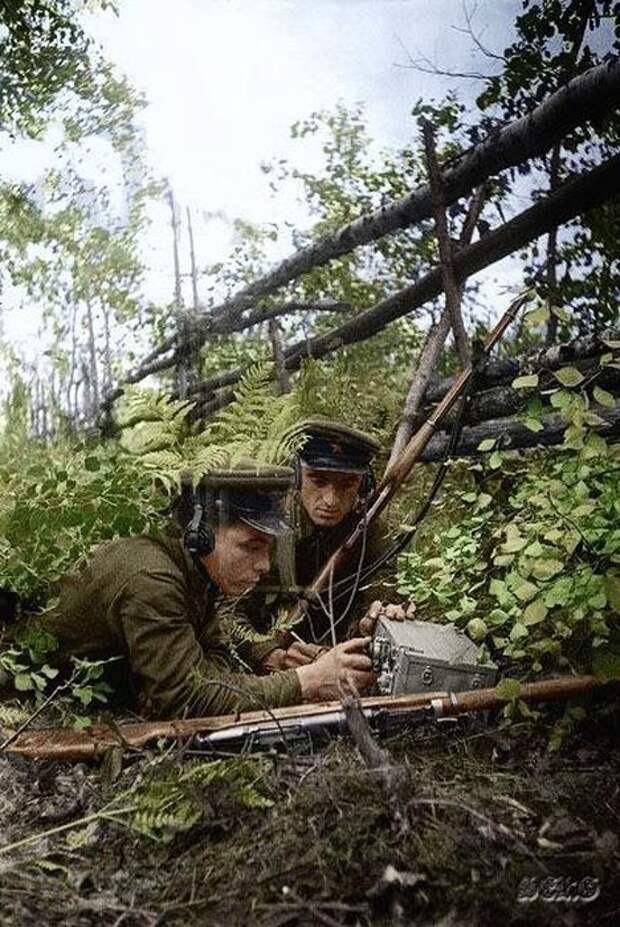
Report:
2,673,609,762
281,290,532,641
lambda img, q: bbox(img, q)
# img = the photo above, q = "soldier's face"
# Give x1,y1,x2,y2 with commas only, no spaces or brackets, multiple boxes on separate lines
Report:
299,467,363,528
203,523,273,596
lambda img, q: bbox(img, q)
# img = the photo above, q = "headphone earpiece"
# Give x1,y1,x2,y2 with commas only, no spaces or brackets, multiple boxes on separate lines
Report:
180,474,215,559
292,454,303,492
359,466,375,497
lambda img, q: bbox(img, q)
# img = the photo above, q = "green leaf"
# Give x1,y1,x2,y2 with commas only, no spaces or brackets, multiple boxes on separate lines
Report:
524,417,544,432
510,622,529,641
494,678,521,700
488,608,510,626
522,599,548,625
524,541,543,557
84,456,101,472
553,367,584,388
466,618,487,642
583,411,607,427
523,306,549,327
489,451,503,469
550,389,572,410
493,553,515,567
502,535,527,553
572,502,595,518
477,438,496,452
14,673,33,691
512,374,539,389
513,580,538,602
593,386,615,409
531,559,564,581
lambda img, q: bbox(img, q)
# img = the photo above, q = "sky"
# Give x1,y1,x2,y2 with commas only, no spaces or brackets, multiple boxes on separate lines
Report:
0,0,522,371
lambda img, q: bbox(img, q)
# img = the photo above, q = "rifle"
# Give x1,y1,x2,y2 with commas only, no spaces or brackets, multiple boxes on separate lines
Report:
2,674,608,762
283,290,532,638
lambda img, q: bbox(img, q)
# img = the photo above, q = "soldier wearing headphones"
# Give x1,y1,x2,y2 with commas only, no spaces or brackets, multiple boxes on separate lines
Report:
239,420,405,674
19,459,375,718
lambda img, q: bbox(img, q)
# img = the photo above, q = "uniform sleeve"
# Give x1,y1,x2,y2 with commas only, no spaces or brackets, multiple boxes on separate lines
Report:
110,571,302,718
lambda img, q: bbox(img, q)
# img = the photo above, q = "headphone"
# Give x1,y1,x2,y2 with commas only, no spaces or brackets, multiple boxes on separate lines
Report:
292,454,375,497
179,471,215,559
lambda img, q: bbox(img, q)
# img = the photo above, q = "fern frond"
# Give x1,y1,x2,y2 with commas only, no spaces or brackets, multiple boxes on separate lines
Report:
120,757,272,842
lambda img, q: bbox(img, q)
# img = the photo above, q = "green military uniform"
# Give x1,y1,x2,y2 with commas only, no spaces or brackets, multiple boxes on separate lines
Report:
237,419,394,666
20,464,302,718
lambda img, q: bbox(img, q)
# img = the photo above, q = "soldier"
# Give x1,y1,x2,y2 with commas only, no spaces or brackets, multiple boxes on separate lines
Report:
11,461,375,718
238,420,405,673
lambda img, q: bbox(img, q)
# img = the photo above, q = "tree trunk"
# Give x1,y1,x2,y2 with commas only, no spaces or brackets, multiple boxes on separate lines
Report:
187,205,200,311
84,298,100,416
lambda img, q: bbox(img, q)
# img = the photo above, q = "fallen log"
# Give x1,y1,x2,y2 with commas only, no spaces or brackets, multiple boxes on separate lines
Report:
419,401,620,461
430,360,620,430
425,327,620,404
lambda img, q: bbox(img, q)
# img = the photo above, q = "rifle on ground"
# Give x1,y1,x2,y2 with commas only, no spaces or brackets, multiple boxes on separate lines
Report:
282,290,532,640
2,674,609,762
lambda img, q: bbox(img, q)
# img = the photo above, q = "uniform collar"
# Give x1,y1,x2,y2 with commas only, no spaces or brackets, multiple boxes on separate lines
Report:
155,528,219,599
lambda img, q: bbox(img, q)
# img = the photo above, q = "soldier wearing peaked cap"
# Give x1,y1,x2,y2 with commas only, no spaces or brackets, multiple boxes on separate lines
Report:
15,459,375,718
238,420,405,673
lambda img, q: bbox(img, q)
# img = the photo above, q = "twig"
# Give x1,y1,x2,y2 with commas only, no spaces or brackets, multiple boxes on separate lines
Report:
342,696,409,834
0,806,138,859
0,675,76,755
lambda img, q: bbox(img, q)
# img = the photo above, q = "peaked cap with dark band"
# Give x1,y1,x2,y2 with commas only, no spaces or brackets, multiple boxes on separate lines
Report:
199,461,293,536
296,418,380,474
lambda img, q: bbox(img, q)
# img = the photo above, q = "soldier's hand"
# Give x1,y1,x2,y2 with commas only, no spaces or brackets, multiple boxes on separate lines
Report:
358,600,409,636
297,637,376,702
282,642,328,668
261,642,328,672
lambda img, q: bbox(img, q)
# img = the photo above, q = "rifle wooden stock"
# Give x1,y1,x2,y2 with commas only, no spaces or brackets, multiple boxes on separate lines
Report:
287,290,531,627
2,673,608,762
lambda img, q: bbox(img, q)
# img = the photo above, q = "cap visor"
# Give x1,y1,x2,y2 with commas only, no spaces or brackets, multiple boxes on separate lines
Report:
301,458,367,474
239,513,292,536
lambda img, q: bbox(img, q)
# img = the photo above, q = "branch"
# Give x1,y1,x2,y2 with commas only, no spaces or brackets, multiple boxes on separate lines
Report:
100,57,620,408
422,119,471,366
387,184,486,466
189,152,620,414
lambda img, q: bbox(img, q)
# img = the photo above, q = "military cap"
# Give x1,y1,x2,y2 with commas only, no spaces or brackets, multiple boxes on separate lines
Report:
295,418,380,474
198,460,293,536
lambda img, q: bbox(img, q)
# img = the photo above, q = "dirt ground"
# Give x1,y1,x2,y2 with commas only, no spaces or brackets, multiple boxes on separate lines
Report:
0,699,618,927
